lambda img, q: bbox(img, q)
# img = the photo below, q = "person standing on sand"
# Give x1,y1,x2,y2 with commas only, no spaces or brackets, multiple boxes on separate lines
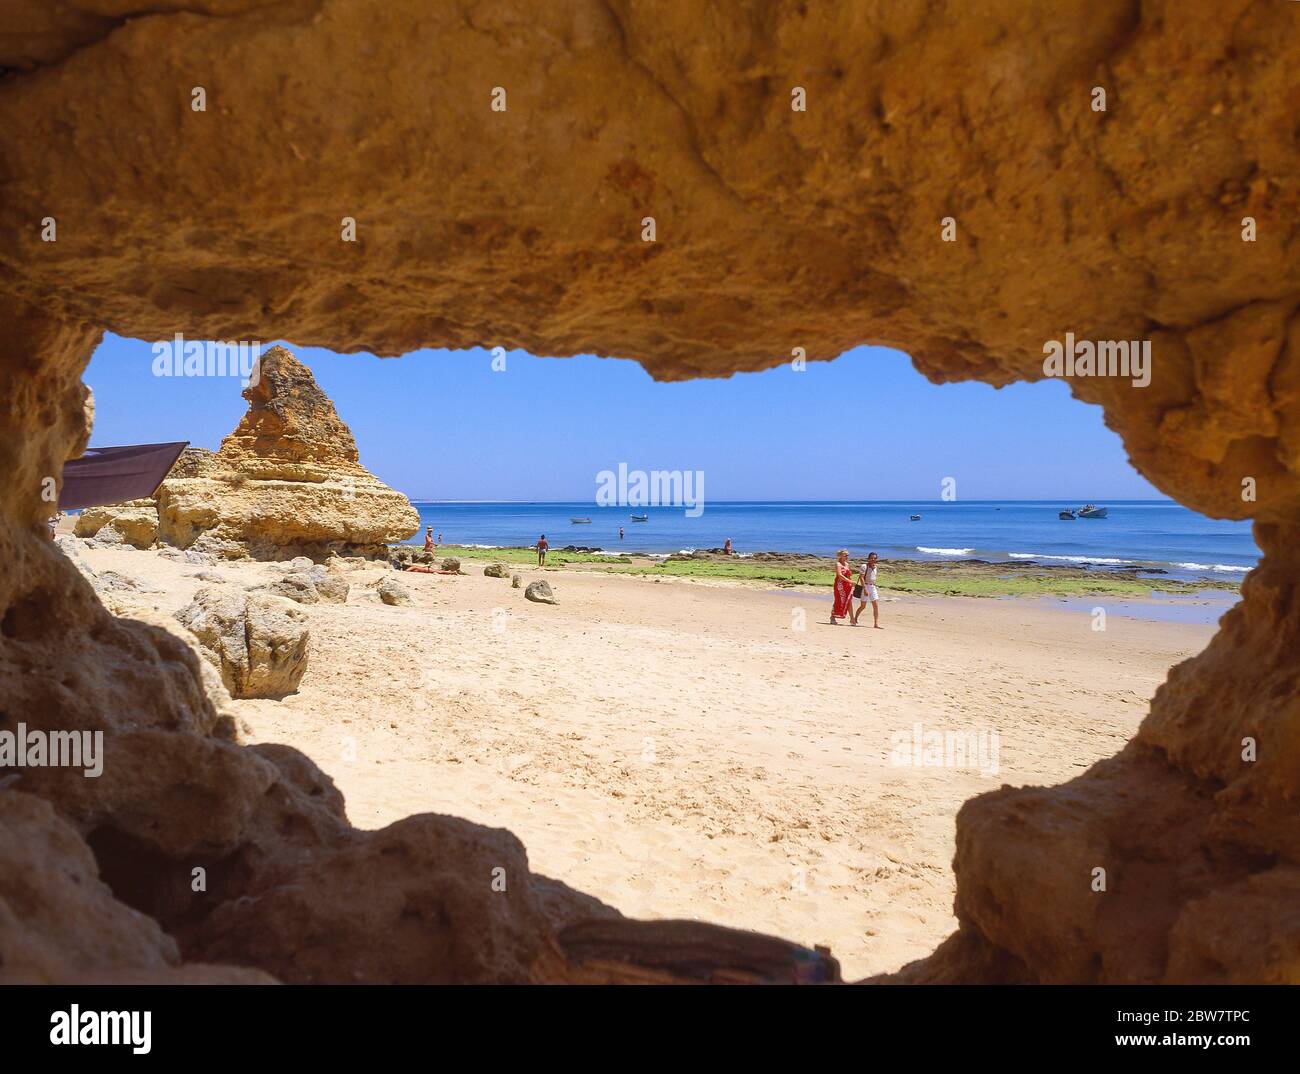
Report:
537,533,549,566
830,549,854,624
437,532,442,547
851,552,882,628
423,526,434,553
723,537,733,555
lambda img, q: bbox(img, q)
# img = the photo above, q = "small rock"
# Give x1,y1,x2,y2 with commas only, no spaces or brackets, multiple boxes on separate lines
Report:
511,573,522,589
377,577,411,606
258,572,320,605
524,580,556,605
176,587,309,700
309,565,350,604
483,563,510,578
440,557,461,574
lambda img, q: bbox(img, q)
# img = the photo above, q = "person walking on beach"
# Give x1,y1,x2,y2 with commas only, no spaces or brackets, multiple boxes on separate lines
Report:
423,526,434,553
830,549,854,624
852,552,881,628
537,533,549,566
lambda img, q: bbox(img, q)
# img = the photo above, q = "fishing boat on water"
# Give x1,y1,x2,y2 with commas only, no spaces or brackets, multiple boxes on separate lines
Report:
570,516,592,524
909,514,921,521
1077,504,1108,518
630,514,648,522
1059,509,1076,519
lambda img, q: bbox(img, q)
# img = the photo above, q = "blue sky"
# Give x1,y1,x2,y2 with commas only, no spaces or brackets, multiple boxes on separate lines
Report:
83,334,1162,501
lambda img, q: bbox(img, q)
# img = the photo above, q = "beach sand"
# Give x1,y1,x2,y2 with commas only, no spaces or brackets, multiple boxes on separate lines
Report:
75,542,1217,979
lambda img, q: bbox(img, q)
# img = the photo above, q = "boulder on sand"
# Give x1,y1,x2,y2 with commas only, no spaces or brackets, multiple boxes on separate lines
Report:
254,564,350,606
376,577,411,606
176,587,309,699
524,580,556,605
511,573,522,589
74,499,158,549
440,557,462,574
483,563,510,578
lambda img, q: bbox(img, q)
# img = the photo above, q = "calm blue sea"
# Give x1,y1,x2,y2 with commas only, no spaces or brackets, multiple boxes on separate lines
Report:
406,500,1258,584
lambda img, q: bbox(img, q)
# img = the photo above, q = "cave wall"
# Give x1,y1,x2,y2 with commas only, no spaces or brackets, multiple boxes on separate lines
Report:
0,0,1297,983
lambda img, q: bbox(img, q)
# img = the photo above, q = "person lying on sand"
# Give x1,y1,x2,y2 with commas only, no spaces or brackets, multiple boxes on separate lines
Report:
851,552,881,628
830,549,854,624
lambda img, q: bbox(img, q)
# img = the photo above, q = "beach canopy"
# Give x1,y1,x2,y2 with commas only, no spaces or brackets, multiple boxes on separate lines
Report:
58,442,188,511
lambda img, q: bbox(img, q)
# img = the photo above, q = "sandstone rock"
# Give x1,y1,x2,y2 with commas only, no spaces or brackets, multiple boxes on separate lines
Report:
524,580,557,605
0,790,178,984
74,499,157,548
484,562,510,578
89,348,420,560
255,571,319,605
190,813,553,984
440,557,462,573
254,563,351,606
511,573,522,589
176,587,309,699
376,577,411,607
309,566,350,604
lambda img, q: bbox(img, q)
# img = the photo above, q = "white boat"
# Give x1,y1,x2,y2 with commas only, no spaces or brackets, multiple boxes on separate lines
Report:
570,517,592,524
1077,504,1108,518
629,514,648,522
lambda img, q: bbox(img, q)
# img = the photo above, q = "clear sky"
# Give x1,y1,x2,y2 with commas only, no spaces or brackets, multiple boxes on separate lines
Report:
83,333,1162,502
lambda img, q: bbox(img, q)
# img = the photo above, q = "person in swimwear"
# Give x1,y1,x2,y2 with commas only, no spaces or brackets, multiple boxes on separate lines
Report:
537,533,549,566
423,526,434,553
851,552,881,628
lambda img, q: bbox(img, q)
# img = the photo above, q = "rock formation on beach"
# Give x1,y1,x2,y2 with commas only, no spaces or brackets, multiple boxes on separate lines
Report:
78,346,420,560
1,0,1298,986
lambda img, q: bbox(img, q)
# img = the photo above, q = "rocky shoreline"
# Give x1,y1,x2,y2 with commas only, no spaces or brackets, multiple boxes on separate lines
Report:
392,542,1242,594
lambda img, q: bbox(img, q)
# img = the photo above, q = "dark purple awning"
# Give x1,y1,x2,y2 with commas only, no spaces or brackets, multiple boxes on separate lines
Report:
59,442,189,512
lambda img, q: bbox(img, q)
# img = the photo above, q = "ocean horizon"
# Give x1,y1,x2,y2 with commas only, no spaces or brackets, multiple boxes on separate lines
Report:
404,499,1259,584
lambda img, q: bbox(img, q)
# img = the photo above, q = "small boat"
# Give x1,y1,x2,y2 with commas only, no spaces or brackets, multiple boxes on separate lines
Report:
1059,509,1076,520
570,517,592,524
909,514,921,521
1077,504,1108,519
629,514,648,522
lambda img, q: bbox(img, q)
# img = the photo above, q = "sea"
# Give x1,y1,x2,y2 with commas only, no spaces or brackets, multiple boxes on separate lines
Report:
406,500,1258,585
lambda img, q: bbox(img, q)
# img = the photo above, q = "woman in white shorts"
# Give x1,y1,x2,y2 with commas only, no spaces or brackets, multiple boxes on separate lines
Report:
852,552,881,628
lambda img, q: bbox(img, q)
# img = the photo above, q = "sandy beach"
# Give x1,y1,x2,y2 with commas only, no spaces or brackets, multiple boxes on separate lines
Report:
73,540,1216,979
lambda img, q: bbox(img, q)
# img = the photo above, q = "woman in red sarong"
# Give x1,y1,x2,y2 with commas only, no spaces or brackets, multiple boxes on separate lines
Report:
830,548,854,624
